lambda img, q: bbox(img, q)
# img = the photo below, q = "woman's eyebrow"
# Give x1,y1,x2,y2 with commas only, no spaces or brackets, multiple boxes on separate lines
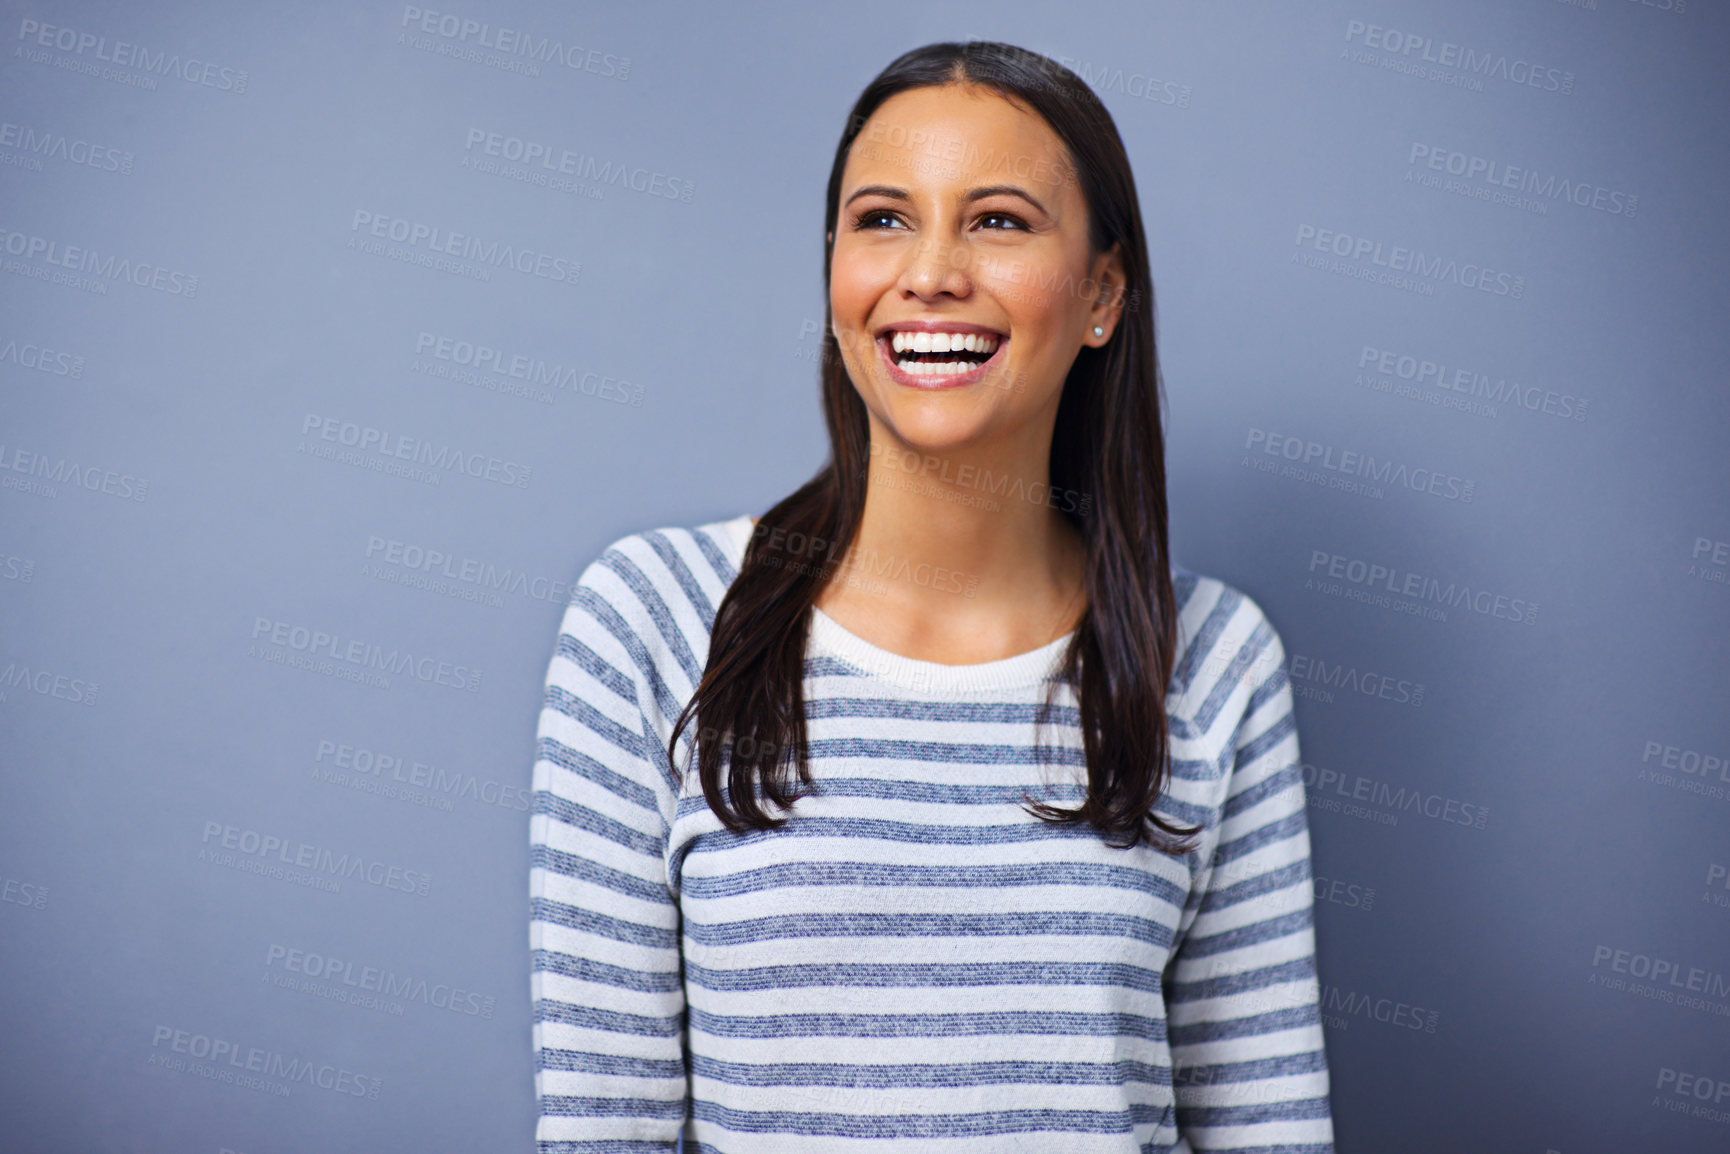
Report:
964,184,1049,216
844,183,910,207
843,183,1050,216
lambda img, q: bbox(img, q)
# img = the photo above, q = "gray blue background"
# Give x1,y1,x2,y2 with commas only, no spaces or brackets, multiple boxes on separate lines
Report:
1,1,1726,1151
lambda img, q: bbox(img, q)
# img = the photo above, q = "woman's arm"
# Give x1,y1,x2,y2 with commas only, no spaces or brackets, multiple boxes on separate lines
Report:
529,566,688,1151
1164,619,1336,1152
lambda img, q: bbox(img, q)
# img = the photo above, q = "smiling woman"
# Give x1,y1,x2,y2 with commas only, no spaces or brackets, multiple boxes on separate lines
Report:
529,40,1334,1154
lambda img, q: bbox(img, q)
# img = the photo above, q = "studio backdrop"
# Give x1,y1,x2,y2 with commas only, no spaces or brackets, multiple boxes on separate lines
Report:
1,1,1726,1151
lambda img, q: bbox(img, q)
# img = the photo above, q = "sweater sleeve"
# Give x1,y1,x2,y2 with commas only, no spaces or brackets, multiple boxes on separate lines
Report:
529,565,689,1152
1164,618,1336,1152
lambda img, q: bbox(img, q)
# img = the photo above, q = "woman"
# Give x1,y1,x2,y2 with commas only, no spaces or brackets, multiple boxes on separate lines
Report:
529,40,1334,1154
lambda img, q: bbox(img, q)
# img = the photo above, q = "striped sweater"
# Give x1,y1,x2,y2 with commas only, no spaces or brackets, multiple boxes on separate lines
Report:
529,513,1334,1153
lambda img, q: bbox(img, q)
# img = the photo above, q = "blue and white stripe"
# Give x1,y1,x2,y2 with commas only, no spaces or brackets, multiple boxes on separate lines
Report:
531,513,1333,1152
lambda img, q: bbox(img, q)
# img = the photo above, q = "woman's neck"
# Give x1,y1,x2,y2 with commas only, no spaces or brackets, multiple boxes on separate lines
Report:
810,441,1088,665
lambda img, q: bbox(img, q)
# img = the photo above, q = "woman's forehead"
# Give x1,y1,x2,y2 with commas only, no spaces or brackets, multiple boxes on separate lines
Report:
845,85,1078,200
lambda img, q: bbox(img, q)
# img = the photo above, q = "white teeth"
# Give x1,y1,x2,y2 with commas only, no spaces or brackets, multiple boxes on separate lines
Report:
885,329,1001,379
895,357,974,376
887,330,1000,354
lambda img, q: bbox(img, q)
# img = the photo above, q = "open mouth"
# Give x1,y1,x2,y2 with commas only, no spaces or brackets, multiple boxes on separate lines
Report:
877,327,1005,380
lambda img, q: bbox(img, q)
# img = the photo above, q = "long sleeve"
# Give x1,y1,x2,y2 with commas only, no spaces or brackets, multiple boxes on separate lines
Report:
530,570,689,1151
1163,622,1336,1152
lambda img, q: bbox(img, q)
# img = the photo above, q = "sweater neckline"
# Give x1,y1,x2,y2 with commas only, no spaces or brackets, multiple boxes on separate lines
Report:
721,513,1075,694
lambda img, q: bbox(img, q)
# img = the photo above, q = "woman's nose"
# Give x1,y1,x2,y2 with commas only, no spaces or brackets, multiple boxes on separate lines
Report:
899,232,974,299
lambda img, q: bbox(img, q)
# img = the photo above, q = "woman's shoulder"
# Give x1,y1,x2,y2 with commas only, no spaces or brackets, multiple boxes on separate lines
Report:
562,512,756,640
576,512,754,581
1167,564,1290,717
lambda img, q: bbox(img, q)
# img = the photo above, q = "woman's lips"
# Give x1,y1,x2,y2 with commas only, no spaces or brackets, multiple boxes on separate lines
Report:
876,333,1008,390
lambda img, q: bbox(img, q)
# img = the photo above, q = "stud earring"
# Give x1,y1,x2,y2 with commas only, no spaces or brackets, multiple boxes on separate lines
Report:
1092,326,1104,337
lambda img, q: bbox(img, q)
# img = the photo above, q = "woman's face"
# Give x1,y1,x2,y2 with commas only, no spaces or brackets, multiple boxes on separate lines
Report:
829,83,1123,458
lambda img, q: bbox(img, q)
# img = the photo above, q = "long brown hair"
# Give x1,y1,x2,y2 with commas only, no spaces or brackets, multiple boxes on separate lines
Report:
668,40,1196,853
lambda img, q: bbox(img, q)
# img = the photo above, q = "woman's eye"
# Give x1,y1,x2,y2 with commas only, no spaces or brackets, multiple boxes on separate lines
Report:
855,211,904,230
977,213,1025,231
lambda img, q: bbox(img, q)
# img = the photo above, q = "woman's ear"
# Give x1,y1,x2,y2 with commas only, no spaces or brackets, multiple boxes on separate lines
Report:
1086,243,1126,346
